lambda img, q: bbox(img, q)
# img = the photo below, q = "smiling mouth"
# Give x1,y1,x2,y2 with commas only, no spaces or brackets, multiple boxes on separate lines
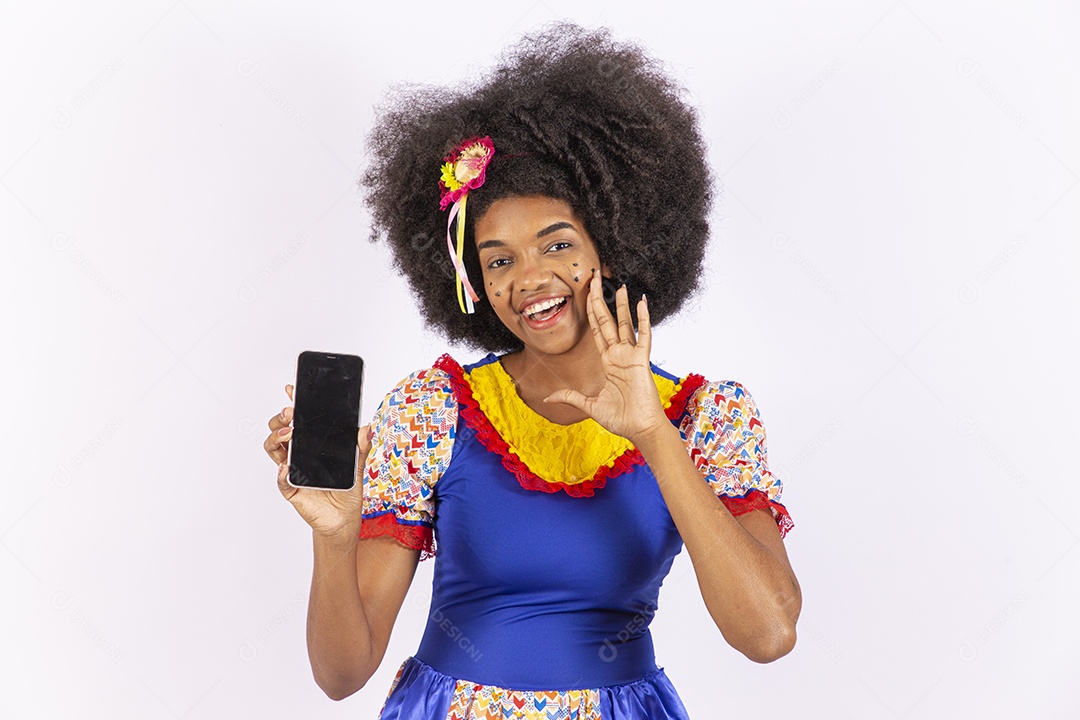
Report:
522,296,569,322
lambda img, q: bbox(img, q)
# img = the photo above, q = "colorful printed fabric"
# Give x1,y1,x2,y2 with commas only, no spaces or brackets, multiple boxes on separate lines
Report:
377,655,690,720
680,380,794,537
359,367,457,559
360,357,793,559
444,682,600,720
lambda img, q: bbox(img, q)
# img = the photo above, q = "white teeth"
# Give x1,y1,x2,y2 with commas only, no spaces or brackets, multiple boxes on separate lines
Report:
524,297,566,318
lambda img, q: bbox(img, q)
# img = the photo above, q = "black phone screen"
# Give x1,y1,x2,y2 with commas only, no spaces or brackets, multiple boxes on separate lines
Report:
287,351,364,491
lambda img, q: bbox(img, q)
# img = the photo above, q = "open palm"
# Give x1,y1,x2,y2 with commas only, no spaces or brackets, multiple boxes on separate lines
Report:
545,275,668,444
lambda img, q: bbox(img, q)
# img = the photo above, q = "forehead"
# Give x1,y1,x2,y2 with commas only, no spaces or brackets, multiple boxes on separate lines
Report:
473,195,587,242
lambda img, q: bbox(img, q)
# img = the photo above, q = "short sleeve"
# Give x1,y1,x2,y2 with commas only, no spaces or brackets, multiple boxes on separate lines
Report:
359,367,457,560
680,381,794,538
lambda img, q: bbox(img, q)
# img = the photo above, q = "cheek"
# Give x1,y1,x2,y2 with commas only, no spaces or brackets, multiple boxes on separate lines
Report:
480,274,513,311
567,246,600,282
570,252,601,287
478,266,505,297
567,259,582,284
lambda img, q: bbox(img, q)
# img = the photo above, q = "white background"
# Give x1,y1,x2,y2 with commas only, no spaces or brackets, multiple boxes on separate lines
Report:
3,1,1078,717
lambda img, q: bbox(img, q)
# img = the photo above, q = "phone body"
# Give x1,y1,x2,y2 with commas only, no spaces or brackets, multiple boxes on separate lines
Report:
286,350,364,491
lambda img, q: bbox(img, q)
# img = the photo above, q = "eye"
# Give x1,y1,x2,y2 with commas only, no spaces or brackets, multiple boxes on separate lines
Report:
486,257,512,269
546,241,573,253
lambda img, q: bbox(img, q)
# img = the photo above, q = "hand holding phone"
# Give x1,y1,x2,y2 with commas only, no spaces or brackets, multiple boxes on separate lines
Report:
264,351,368,538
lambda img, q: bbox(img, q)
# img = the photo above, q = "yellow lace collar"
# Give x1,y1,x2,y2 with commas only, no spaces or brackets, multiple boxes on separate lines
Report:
462,358,682,490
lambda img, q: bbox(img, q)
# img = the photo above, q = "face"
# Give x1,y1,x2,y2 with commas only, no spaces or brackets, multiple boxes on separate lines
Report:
474,195,608,358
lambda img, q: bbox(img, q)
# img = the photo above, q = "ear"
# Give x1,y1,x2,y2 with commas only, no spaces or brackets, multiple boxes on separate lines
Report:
600,262,614,279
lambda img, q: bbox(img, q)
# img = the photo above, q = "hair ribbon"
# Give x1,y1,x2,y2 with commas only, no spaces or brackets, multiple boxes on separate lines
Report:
438,136,494,314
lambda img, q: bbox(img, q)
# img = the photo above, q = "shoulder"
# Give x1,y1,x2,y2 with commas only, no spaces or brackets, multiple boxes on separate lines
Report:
685,379,761,420
364,362,457,491
646,360,763,445
378,364,456,405
679,378,771,453
367,361,459,464
673,374,793,535
370,362,457,424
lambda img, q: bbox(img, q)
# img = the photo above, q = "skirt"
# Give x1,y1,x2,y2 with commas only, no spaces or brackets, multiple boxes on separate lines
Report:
376,655,692,720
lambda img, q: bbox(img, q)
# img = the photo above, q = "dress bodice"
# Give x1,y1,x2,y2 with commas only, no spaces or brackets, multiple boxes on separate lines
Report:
417,410,683,688
359,353,793,692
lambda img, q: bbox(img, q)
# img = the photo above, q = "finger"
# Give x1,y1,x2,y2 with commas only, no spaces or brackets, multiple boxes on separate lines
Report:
285,384,293,401
276,461,296,499
584,281,609,356
637,293,652,356
614,283,634,344
264,425,292,464
590,272,618,346
268,405,292,431
543,388,591,414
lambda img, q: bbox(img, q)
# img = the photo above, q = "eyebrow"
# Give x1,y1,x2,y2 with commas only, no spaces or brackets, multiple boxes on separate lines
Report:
536,221,576,238
477,222,578,251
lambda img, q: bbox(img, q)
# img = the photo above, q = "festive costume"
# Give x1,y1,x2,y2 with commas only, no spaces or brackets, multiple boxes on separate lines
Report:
360,353,793,720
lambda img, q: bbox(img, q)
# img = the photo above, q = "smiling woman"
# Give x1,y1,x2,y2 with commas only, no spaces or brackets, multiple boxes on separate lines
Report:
476,198,603,358
268,21,799,720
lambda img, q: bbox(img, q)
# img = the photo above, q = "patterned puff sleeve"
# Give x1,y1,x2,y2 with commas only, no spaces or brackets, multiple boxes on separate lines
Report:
358,367,457,560
680,381,794,538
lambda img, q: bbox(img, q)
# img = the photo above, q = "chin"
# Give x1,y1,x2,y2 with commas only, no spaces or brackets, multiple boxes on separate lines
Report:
515,326,590,358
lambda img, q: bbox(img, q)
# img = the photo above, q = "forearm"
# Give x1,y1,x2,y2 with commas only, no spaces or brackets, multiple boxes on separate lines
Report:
307,530,375,699
637,422,800,661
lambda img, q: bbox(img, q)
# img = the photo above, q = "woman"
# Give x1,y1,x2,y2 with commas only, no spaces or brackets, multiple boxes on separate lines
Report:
264,23,800,719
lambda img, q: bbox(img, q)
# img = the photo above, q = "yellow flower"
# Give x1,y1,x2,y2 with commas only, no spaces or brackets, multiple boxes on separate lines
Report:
440,162,462,191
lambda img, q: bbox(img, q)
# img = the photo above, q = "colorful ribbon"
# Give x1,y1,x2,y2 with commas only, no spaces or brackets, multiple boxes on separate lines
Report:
446,195,480,314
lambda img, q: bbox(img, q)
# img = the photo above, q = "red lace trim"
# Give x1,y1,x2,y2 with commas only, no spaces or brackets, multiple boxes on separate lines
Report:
721,489,795,538
358,513,435,560
435,354,707,498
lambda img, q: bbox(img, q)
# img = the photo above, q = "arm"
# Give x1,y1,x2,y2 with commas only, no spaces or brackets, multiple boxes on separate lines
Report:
307,532,420,700
635,423,801,662
544,276,800,662
307,367,451,699
272,373,443,700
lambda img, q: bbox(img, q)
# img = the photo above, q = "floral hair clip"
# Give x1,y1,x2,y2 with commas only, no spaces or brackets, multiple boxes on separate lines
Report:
439,136,494,314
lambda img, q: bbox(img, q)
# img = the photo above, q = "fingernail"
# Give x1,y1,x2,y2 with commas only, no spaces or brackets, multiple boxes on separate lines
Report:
278,427,290,436
280,408,287,420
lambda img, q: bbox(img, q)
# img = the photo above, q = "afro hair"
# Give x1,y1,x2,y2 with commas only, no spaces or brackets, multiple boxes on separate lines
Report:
362,22,713,353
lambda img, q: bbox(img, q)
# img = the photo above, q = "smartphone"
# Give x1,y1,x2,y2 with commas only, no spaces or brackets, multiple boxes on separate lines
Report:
286,351,364,491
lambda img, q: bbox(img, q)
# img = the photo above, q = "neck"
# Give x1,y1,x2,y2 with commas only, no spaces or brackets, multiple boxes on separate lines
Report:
502,339,607,404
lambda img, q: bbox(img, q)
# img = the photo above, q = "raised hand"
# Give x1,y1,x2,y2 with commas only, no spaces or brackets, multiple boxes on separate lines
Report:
544,271,668,444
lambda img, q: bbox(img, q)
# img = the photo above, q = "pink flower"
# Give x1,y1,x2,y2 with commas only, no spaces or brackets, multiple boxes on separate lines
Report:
439,136,495,210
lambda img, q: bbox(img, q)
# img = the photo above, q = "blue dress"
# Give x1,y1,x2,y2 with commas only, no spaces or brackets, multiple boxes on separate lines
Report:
359,354,792,719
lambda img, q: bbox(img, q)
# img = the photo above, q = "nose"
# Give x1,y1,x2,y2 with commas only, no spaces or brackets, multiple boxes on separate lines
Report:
512,253,554,292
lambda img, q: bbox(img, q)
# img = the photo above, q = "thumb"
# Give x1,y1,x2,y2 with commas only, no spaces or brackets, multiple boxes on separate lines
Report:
356,424,372,456
353,424,372,495
544,388,590,413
